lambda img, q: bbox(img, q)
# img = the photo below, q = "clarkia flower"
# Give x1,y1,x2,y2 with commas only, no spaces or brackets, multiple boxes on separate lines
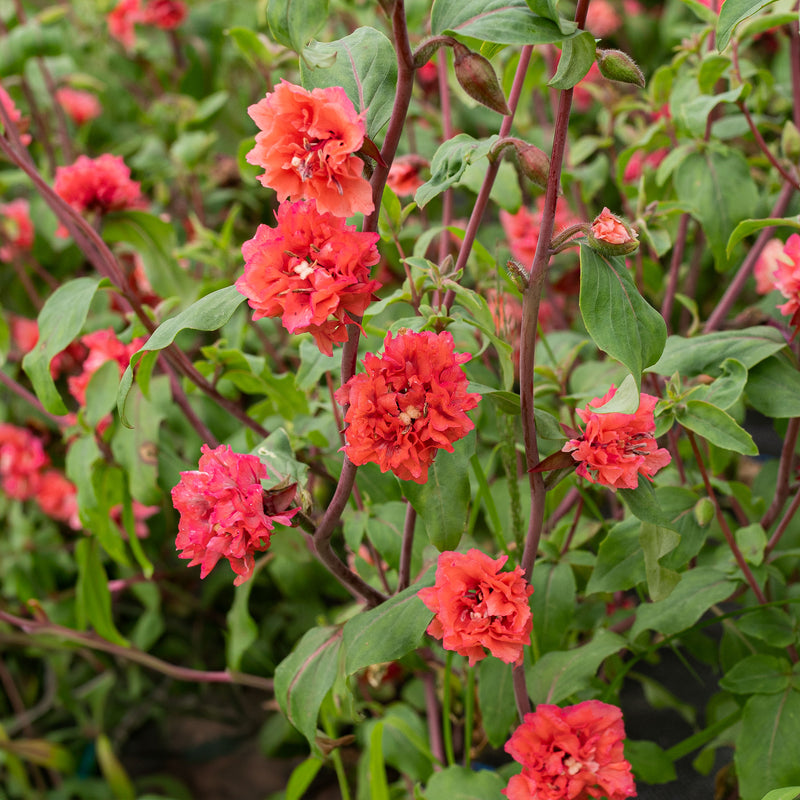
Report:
754,238,785,295
140,0,187,28
387,154,429,197
772,233,800,328
590,207,636,245
0,85,31,145
171,444,299,585
0,423,49,501
246,80,374,218
503,700,637,800
335,330,480,483
35,470,81,530
236,200,381,356
562,385,671,490
55,88,102,126
108,0,141,50
0,198,34,262
500,197,579,267
417,549,533,666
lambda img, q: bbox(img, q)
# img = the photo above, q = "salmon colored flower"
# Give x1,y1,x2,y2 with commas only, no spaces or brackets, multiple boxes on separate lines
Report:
503,701,636,800
387,155,429,197
55,88,102,126
0,85,31,145
0,424,49,501
35,470,81,530
335,330,480,483
108,0,141,50
0,198,34,261
753,238,785,295
236,200,381,356
500,197,580,266
246,81,374,218
563,385,671,490
67,328,147,406
586,0,622,37
622,149,668,183
171,444,299,585
418,549,533,666
590,208,634,245
772,234,800,328
141,0,187,29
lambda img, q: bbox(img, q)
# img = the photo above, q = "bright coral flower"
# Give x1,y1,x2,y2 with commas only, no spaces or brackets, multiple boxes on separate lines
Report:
0,198,34,261
0,424,49,501
236,200,381,356
418,549,533,666
140,0,188,29
246,80,374,218
171,444,299,585
590,207,635,245
54,154,144,223
35,470,81,530
772,233,800,328
503,701,636,800
0,85,31,145
335,330,480,483
108,0,141,49
387,155,429,197
754,238,786,295
500,197,579,266
622,149,668,183
55,88,102,126
563,385,671,490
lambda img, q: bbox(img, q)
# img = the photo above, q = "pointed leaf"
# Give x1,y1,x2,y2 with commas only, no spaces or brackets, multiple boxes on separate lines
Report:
676,399,758,455
530,561,576,652
425,765,506,800
548,31,596,90
746,355,800,418
639,523,681,602
720,655,792,695
478,658,518,748
726,215,800,256
75,539,128,647
717,0,781,51
266,0,328,52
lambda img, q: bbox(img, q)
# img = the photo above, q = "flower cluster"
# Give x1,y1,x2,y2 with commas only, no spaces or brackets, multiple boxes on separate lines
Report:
246,81,373,218
562,385,671,490
418,549,533,666
0,198,34,262
108,0,187,49
236,200,381,356
55,88,102,126
503,701,636,800
172,444,299,585
335,330,480,483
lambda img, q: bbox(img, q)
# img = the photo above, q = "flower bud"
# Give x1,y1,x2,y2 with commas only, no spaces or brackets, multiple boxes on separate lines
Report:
453,49,511,116
586,207,639,256
490,137,550,189
596,49,645,88
693,497,715,527
782,121,800,161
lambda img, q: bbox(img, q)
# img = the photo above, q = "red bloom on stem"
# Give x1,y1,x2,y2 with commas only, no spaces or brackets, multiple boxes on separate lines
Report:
562,385,671,490
387,155,429,197
335,330,480,483
754,238,785,295
35,470,81,529
417,549,533,666
140,0,188,29
0,199,34,261
622,149,668,183
55,88,102,126
590,207,635,245
500,197,580,266
772,233,800,329
0,423,49,501
236,200,381,356
171,444,299,585
246,80,374,218
0,85,31,145
108,0,141,50
503,701,636,800
54,154,144,225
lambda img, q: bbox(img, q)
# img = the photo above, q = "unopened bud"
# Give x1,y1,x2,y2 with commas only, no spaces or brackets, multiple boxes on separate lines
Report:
453,49,511,116
490,137,550,188
586,207,639,255
693,497,715,527
505,258,529,290
596,49,646,89
782,121,800,161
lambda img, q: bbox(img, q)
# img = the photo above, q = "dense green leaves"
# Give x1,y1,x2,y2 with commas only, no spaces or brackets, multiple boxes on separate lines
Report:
267,0,328,52
746,356,800,418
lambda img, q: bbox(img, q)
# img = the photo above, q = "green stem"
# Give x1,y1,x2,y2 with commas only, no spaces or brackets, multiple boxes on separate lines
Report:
463,666,475,769
322,706,353,800
442,651,456,766
664,709,742,762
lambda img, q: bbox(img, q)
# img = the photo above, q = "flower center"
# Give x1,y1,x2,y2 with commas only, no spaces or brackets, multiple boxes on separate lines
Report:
563,754,599,776
293,260,315,280
623,432,652,456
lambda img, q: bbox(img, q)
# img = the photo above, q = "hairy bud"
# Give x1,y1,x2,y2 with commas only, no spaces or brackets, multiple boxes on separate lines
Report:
586,207,639,256
490,137,550,189
782,121,800,161
596,49,646,88
453,49,511,116
412,35,457,69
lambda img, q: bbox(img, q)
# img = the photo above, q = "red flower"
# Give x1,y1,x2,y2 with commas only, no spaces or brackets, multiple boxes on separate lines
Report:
0,85,31,146
335,330,480,483
590,207,635,245
67,328,146,406
622,149,668,183
500,197,580,266
0,198,34,261
35,470,81,529
236,200,381,356
754,238,785,295
772,233,800,328
54,154,144,228
503,701,636,800
417,549,533,666
171,444,299,585
585,0,622,37
140,0,187,29
246,80,374,218
0,423,49,501
108,0,141,50
55,88,102,126
387,155,429,197
562,385,671,490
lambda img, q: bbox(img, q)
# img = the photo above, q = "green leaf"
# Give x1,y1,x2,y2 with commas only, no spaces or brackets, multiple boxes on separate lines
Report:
415,134,498,208
296,338,337,390
95,734,135,800
639,523,682,602
649,327,786,376
23,277,103,415
736,689,800,800
226,579,258,671
117,286,246,423
726,216,800,256
526,630,627,704
678,86,744,138
0,22,61,75
367,723,390,800
673,149,759,270
586,518,645,594
226,27,275,72
757,789,800,800
624,740,677,784
578,244,667,393
301,27,397,139
696,358,748,410
594,373,640,414
717,0,781,51
286,757,324,800
746,355,800,418
424,765,506,800
404,434,474,552
530,561,576,652
735,523,767,567
84,360,122,428
548,31,596,90
431,0,575,45
75,539,128,647
0,738,75,773
619,480,677,529
478,659,517,748
630,567,736,638
676,400,758,455
738,607,796,648
342,573,434,675
267,0,328,52
274,625,342,748
720,655,792,695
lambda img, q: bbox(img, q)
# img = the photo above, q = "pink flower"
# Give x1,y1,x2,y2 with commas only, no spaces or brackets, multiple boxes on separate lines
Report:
562,385,671,490
108,0,141,50
0,198,34,261
754,238,786,295
35,470,81,529
590,207,635,245
586,0,622,37
140,0,187,29
246,80,374,218
236,200,381,356
55,88,102,126
417,549,533,666
772,233,800,328
54,154,145,226
0,85,31,146
111,501,159,538
623,149,668,183
500,197,580,266
171,444,299,585
387,155,429,197
335,330,480,483
0,423,49,501
67,328,146,406
7,314,39,359
503,701,636,800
